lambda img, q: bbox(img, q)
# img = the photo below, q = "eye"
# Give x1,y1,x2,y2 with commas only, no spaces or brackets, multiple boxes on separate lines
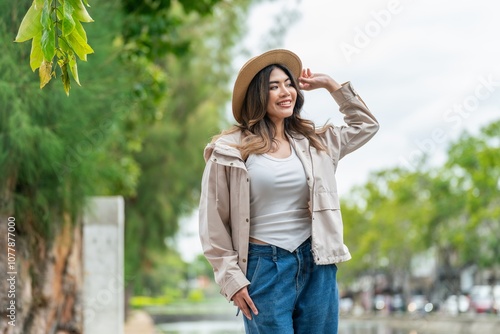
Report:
270,85,278,90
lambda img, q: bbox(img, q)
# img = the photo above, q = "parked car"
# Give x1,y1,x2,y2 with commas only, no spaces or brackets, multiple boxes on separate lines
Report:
340,297,354,314
407,295,434,313
470,285,499,313
443,294,470,315
390,294,405,313
373,294,386,311
494,286,500,314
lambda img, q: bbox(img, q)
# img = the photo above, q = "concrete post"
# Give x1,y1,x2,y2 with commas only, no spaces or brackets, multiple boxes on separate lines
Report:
82,196,125,334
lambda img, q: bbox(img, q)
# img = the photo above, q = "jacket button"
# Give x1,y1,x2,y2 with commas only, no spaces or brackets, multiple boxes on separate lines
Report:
230,162,234,166
246,218,249,222
242,259,247,263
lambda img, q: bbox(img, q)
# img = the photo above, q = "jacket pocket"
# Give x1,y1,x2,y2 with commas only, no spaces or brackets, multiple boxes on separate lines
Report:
313,191,340,211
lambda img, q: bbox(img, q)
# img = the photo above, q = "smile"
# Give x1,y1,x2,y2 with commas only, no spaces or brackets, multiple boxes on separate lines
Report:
278,100,293,107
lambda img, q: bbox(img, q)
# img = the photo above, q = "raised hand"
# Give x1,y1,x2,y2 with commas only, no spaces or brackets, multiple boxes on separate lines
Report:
298,68,341,93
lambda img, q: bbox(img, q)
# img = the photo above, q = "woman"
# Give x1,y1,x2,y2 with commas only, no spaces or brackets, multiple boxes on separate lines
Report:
199,49,379,333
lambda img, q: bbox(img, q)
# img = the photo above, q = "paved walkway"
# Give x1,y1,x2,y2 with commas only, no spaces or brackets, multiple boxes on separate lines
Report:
124,310,157,334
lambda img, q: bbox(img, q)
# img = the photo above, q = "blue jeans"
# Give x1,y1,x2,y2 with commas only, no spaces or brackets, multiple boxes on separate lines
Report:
243,239,339,333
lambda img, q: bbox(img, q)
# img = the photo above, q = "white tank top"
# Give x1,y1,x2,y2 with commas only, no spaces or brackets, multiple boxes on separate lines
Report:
245,145,311,252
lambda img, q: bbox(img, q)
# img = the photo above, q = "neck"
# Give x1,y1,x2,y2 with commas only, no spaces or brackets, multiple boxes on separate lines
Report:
273,120,286,141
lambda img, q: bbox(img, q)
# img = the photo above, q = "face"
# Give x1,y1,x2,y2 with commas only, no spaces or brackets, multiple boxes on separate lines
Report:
266,67,297,124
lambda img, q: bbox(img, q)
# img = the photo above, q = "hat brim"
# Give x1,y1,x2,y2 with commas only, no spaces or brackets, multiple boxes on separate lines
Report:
232,49,302,124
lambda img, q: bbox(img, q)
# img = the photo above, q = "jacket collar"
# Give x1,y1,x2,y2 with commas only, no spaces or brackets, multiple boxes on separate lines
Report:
204,130,244,162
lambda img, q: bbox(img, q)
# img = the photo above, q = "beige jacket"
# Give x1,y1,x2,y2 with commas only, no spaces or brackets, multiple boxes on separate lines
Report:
199,82,379,301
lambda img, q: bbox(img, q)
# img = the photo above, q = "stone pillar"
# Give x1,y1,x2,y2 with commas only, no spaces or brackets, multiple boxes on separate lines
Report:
82,196,125,334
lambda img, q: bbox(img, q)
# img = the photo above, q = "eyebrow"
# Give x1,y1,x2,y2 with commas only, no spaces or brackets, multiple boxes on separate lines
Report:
269,78,291,84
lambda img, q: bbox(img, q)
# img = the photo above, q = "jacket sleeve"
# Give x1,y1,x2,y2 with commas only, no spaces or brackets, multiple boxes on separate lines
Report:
198,155,250,301
322,81,379,161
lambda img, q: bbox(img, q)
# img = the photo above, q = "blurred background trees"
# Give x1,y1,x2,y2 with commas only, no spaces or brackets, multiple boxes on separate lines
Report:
122,0,255,297
341,120,500,303
1,0,255,332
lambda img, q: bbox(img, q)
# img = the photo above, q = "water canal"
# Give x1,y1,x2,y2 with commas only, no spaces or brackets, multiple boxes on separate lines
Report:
157,319,433,334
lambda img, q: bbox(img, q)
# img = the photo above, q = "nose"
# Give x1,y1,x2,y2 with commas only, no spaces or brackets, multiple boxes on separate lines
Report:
279,85,291,96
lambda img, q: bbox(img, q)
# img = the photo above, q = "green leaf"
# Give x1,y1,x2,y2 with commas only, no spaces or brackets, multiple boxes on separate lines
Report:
14,2,42,42
30,33,44,71
66,28,94,61
73,19,88,42
58,60,71,95
41,0,52,30
68,53,80,86
58,36,70,52
39,59,53,88
67,0,94,22
41,27,56,61
33,0,45,10
62,0,76,37
34,0,44,10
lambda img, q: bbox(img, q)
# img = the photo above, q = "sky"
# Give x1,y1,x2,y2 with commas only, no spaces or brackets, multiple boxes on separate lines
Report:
177,0,500,262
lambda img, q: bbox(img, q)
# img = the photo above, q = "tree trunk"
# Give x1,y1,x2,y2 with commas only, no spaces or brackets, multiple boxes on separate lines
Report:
0,212,83,334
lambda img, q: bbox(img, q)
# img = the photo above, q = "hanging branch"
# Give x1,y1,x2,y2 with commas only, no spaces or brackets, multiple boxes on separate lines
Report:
15,0,94,95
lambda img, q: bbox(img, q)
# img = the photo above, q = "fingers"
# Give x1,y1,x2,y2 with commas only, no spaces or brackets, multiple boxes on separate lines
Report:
301,67,312,78
299,82,311,91
299,68,315,90
233,287,259,320
237,297,252,320
299,76,314,91
245,294,259,318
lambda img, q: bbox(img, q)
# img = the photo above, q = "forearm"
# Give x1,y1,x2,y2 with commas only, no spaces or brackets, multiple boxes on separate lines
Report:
325,77,342,93
327,82,379,159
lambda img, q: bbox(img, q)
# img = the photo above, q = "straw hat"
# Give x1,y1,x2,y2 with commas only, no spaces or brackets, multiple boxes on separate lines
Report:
231,49,302,124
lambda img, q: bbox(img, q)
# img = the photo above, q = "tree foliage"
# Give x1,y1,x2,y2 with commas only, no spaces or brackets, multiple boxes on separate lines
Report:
1,0,138,240
122,0,255,295
1,1,142,331
341,120,500,290
3,0,261,330
444,121,500,267
15,0,95,94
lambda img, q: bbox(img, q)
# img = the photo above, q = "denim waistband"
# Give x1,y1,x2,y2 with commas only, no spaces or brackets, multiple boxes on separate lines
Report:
248,237,311,256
